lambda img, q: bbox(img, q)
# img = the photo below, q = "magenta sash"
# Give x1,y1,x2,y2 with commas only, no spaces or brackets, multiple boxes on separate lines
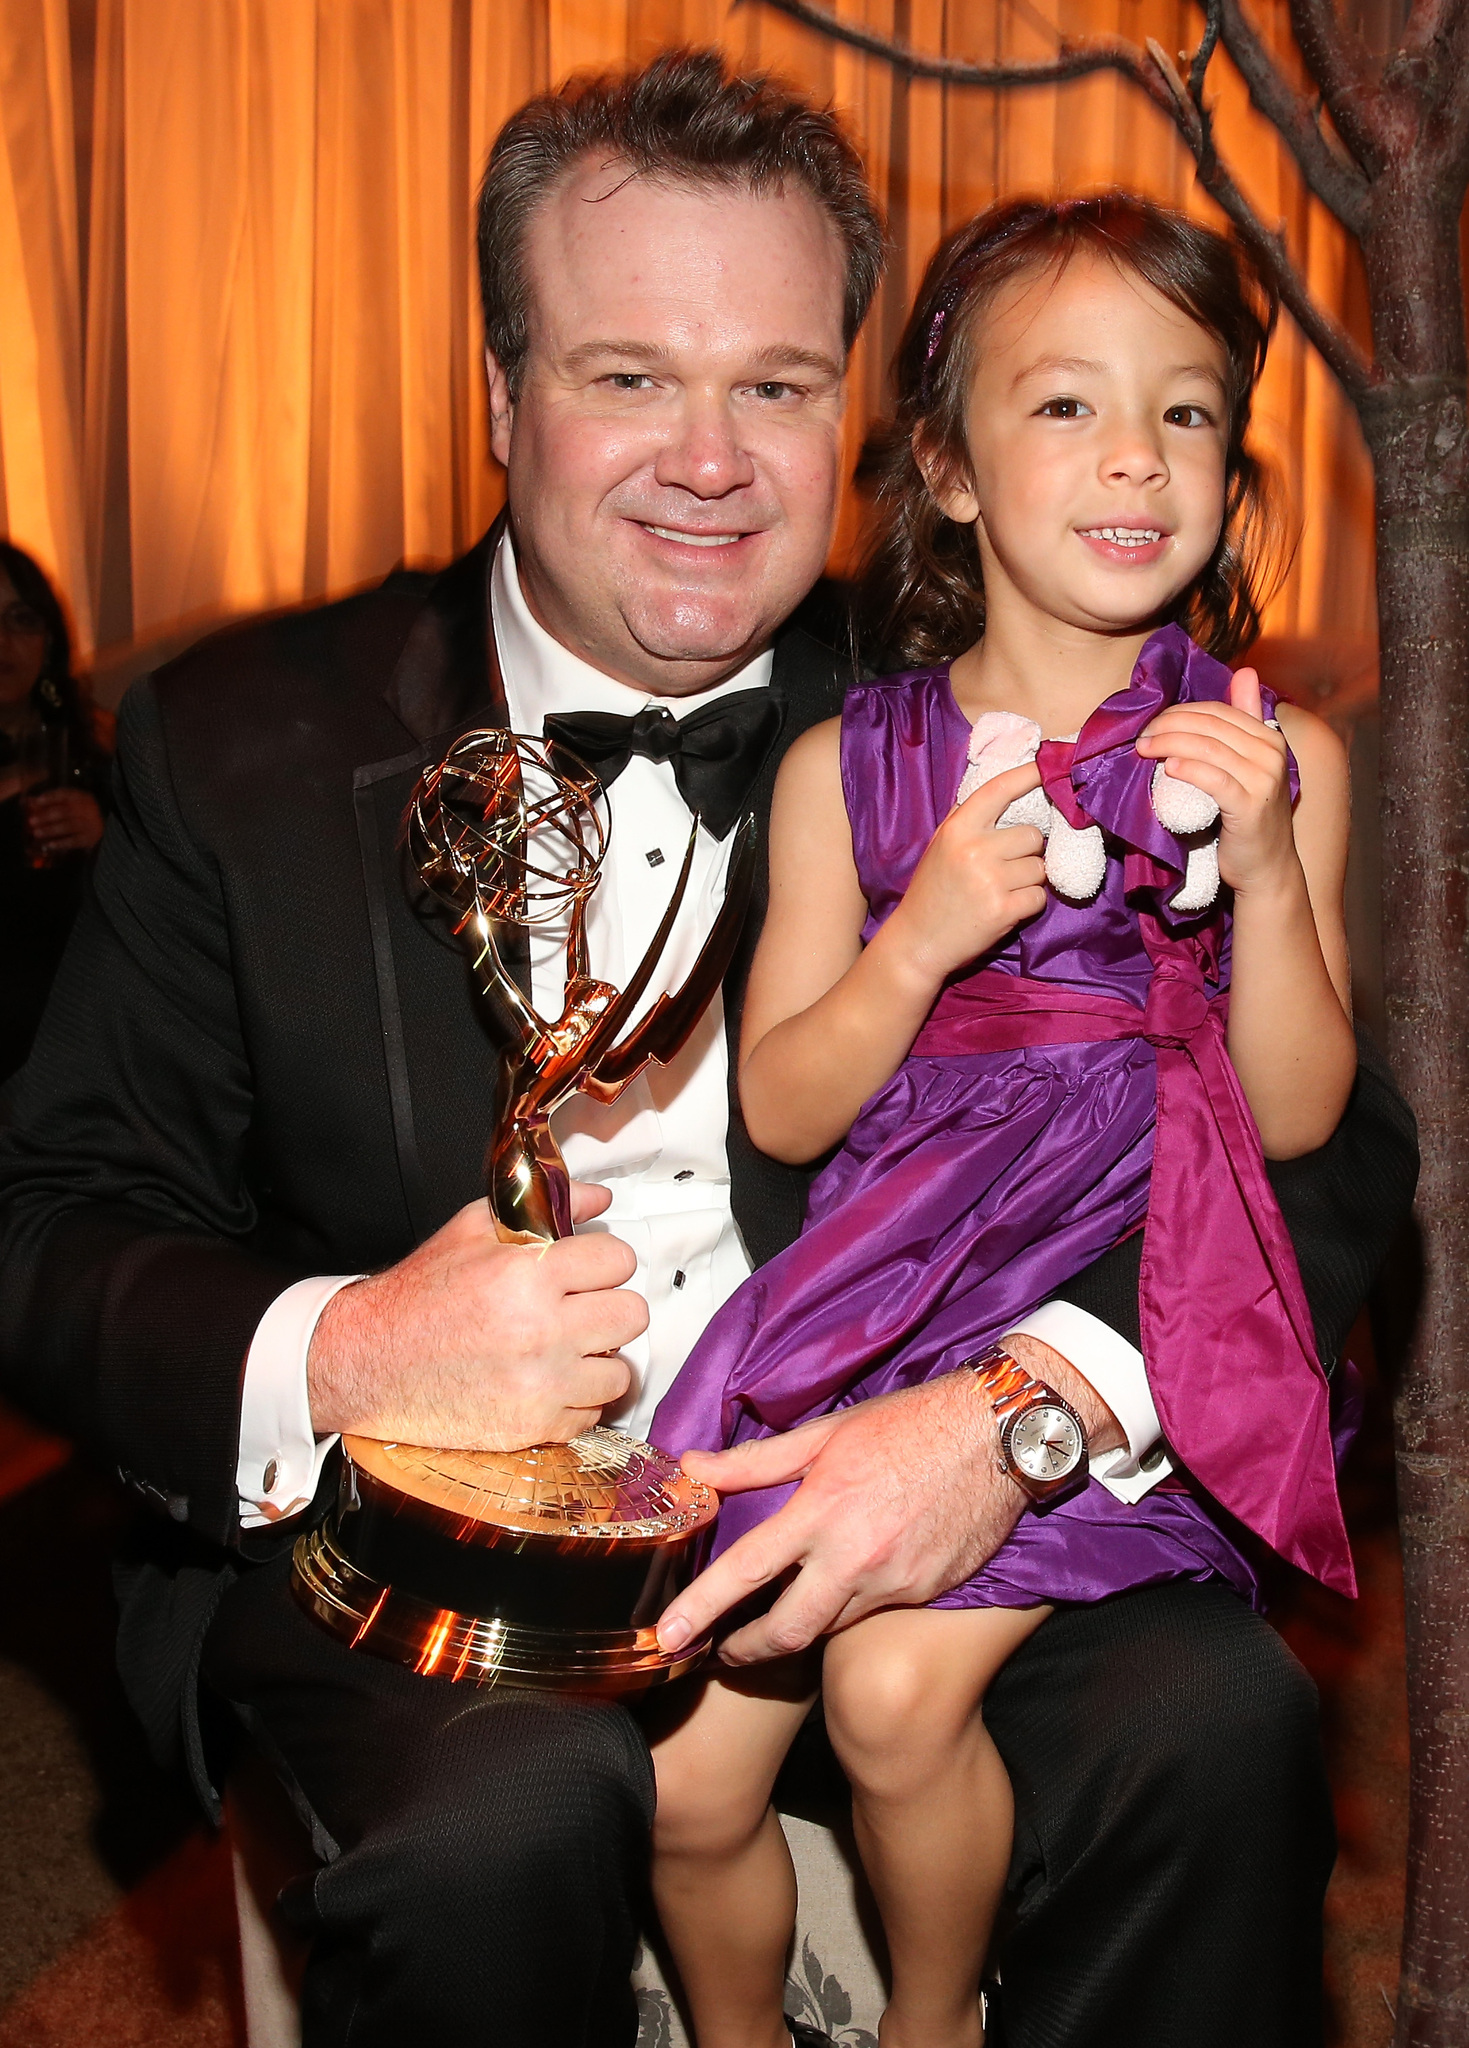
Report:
913,938,1356,1598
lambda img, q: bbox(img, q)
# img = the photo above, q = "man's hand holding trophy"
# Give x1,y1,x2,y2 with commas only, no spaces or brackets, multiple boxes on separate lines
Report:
292,726,754,1693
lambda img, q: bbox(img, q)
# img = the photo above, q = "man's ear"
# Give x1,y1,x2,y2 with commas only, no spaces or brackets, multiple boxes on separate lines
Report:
486,348,514,468
913,427,980,528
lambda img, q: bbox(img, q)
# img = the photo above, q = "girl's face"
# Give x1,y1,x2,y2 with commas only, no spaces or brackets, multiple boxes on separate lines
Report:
931,249,1231,642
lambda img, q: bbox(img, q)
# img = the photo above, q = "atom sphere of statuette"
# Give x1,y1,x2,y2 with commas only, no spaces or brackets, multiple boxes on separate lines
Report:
408,728,608,930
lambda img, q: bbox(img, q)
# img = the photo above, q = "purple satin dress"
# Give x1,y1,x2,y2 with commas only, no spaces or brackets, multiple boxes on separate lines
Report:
652,626,1353,1610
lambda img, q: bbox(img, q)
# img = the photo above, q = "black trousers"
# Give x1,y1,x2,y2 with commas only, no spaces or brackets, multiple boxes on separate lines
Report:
203,1562,1333,2048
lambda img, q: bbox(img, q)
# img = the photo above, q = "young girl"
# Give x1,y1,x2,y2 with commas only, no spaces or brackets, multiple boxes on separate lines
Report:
645,195,1357,2048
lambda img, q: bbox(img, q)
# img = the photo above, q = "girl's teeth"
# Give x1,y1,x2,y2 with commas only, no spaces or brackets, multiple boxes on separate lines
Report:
1086,527,1162,544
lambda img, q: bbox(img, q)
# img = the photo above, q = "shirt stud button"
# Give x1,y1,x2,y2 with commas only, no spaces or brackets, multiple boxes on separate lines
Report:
263,1458,279,1492
674,1169,694,1181
645,847,665,867
672,1270,687,1290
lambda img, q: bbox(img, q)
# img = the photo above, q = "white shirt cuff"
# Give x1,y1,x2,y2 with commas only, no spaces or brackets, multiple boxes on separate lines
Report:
1001,1299,1174,1503
236,1274,361,1528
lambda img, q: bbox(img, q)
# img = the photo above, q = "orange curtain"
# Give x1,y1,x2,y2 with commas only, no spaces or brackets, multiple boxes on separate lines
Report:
0,0,1375,660
0,0,92,649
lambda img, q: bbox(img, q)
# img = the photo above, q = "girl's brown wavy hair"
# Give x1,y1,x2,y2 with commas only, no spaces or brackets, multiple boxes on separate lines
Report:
860,194,1284,671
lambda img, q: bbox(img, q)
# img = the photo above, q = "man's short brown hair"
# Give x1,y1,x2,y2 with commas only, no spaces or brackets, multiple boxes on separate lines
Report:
477,48,885,394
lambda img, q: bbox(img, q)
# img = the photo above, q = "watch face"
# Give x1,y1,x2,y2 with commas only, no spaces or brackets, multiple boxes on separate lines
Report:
1009,1404,1084,1483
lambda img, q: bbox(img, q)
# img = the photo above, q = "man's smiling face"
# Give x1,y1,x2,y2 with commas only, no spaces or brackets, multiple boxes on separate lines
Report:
489,161,849,696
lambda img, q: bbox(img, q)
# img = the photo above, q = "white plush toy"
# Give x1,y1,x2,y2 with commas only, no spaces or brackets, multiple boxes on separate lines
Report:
956,710,1221,913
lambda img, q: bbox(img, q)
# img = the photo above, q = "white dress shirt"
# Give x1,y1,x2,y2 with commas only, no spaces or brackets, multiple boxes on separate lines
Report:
235,536,1167,1526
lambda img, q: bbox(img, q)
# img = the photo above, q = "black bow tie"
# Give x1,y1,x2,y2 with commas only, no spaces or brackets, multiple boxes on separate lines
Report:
542,688,781,841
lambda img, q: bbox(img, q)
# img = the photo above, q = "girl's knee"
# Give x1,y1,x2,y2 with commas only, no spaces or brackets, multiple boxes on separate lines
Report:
823,1610,1038,1796
648,1665,815,1863
652,1746,771,1861
824,1638,973,1791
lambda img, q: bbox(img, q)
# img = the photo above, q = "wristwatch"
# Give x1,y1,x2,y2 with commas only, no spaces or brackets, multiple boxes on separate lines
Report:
962,1344,1090,1507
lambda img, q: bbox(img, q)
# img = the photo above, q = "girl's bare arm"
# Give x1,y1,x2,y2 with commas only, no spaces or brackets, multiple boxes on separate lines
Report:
739,719,1046,1164
1135,678,1355,1159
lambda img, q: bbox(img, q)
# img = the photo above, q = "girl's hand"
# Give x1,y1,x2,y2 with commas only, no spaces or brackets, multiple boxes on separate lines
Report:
1134,668,1295,895
885,759,1048,983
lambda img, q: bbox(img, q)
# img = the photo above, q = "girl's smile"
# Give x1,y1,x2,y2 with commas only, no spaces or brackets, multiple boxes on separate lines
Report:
1074,523,1173,567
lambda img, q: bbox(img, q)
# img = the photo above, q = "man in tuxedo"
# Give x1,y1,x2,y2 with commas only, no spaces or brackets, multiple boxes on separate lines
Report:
0,49,1416,2048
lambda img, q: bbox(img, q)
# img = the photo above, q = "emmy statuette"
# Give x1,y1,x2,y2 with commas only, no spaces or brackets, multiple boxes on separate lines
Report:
292,728,752,1693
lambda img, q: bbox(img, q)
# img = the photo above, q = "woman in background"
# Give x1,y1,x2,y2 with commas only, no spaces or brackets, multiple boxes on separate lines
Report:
0,541,112,1082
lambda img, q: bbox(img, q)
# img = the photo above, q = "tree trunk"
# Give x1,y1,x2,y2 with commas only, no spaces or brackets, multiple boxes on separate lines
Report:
1362,198,1469,2048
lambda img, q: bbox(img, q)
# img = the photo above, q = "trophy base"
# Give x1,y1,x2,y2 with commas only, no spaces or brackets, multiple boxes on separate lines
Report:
292,1519,712,1694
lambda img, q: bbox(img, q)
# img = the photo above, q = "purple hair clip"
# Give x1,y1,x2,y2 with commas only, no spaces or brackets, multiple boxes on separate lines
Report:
916,202,1061,407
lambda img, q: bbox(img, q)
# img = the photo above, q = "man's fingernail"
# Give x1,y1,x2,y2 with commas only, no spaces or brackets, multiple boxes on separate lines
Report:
658,1616,690,1652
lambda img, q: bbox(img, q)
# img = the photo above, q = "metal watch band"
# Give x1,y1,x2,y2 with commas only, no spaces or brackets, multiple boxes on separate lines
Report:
962,1343,1090,1502
963,1344,1054,1421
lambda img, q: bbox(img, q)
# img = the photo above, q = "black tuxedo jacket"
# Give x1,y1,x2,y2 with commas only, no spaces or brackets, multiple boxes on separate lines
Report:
0,532,1418,1781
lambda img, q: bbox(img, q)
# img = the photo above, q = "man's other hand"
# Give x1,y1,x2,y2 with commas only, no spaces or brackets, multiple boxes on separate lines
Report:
306,1182,647,1450
655,1373,1026,1664
655,1337,1123,1663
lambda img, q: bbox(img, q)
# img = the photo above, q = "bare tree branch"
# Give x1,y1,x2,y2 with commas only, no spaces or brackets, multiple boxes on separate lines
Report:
753,0,1375,404
1186,2,1221,103
1422,0,1469,164
1155,26,1374,396
746,0,1187,108
1192,163,1375,400
1401,0,1459,59
1285,0,1387,174
1213,0,1371,229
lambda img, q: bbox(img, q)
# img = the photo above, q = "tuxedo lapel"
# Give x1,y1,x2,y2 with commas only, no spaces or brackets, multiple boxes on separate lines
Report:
353,742,448,1241
354,520,523,1239
380,521,504,745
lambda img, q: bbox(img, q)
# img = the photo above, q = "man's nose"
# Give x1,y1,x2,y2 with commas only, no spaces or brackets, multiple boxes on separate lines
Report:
654,395,756,498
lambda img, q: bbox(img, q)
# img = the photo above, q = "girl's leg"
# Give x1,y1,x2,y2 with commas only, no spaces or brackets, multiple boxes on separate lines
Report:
822,1605,1050,2048
646,1652,821,2048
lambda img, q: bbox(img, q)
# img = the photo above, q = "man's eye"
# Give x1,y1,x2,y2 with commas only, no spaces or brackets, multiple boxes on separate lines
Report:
751,381,797,402
1164,403,1214,428
606,373,655,392
1037,397,1090,420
